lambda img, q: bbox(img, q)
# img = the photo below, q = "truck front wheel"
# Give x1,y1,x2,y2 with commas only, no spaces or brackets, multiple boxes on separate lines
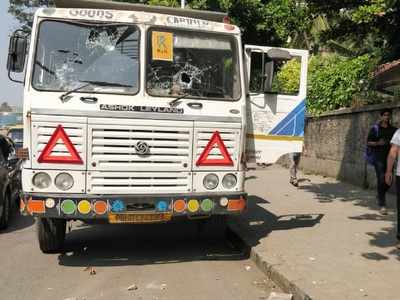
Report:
37,218,66,253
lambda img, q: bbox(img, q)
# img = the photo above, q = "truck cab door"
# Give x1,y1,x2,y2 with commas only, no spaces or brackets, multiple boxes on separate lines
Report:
244,45,308,164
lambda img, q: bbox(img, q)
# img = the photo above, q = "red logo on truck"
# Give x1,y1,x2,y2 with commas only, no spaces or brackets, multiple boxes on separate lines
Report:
196,131,234,166
37,125,83,164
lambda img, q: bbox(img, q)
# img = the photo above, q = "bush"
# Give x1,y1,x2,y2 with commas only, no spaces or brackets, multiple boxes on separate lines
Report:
273,58,301,95
307,54,377,115
272,54,377,115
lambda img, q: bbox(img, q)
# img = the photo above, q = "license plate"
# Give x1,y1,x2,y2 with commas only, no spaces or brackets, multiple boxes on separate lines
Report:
108,212,172,224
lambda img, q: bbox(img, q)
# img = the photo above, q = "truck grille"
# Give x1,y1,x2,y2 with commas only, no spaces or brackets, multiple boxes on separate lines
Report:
87,172,192,194
193,129,240,170
31,122,86,170
88,125,193,171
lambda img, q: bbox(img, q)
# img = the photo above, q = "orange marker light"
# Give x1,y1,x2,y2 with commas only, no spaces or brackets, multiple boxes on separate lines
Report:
94,201,108,215
27,199,45,214
227,197,246,211
20,199,26,212
174,200,186,213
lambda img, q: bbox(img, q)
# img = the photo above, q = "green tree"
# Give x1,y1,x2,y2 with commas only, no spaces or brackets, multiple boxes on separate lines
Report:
273,58,301,95
307,54,377,115
8,0,310,46
8,0,54,31
305,0,400,62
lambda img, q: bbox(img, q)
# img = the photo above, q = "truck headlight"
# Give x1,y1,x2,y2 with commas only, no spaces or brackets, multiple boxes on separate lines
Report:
55,173,74,191
222,174,237,189
203,173,219,190
32,172,51,189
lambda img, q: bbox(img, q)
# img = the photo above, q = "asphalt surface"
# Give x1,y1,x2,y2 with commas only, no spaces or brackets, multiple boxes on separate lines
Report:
0,213,278,300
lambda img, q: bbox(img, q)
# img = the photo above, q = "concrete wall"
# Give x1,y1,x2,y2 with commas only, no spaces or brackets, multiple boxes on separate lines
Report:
285,102,400,189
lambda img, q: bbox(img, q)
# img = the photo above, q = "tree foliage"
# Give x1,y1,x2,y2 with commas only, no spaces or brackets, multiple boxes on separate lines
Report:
8,0,310,45
9,0,400,58
273,58,301,95
307,54,377,115
8,0,400,114
305,0,400,62
8,0,54,31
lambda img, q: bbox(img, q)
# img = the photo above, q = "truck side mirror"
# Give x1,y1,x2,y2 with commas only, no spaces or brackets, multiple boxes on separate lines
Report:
7,30,28,74
266,48,292,60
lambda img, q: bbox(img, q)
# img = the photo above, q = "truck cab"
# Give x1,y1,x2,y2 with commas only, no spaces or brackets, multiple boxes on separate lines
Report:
7,0,308,253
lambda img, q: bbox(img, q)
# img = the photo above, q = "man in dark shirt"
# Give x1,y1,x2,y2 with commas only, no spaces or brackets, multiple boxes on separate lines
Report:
367,109,397,214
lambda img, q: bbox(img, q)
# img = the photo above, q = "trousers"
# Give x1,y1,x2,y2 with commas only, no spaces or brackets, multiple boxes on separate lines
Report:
374,160,390,207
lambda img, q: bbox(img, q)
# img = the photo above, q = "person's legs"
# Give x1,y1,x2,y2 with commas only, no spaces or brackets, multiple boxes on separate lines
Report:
374,160,389,208
290,153,300,186
289,154,296,180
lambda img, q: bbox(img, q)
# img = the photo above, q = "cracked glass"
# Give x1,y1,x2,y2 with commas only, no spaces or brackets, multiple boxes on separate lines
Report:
146,28,241,100
32,20,140,95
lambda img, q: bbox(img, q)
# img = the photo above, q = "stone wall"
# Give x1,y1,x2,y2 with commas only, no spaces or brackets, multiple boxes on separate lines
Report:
289,102,400,189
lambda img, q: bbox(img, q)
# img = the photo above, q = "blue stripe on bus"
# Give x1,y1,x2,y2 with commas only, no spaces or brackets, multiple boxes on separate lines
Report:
269,99,306,137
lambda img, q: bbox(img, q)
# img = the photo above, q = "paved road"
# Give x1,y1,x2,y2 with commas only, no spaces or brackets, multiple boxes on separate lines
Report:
0,214,277,300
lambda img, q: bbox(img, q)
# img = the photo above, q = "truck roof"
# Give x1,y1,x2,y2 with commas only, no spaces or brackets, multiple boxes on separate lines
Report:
54,0,227,23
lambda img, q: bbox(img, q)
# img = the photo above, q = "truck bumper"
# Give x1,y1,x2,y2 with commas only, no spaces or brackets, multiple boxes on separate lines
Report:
20,192,247,222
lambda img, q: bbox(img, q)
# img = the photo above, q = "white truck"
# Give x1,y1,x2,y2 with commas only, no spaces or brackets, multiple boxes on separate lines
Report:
7,0,308,253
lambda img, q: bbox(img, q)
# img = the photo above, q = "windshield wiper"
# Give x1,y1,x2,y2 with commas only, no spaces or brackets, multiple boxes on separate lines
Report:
59,82,91,102
59,80,133,102
168,87,228,107
168,93,190,107
81,80,133,88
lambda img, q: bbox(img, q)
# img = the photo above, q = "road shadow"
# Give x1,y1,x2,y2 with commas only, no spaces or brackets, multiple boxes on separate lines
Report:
298,180,385,209
232,195,323,248
361,252,390,261
363,226,400,260
297,178,400,260
303,111,400,260
297,177,311,184
245,175,258,181
58,219,249,268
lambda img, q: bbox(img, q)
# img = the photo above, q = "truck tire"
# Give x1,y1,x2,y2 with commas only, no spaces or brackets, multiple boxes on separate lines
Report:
37,218,66,253
198,215,227,240
0,192,10,230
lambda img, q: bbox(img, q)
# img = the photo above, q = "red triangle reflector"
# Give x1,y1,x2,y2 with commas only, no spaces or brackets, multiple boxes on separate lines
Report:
196,131,234,166
37,125,83,164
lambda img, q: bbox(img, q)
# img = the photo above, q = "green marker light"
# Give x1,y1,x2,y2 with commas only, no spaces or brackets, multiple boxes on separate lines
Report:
61,199,76,215
201,199,214,212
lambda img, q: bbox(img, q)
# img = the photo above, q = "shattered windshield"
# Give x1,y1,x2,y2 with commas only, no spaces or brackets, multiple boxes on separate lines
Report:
146,29,240,100
32,20,139,94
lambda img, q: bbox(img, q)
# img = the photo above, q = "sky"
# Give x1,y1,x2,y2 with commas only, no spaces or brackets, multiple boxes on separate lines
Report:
0,1,23,106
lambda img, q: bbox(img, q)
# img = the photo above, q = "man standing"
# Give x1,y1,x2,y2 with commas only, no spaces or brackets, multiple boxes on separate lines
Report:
289,152,301,187
385,126,400,249
367,109,396,214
